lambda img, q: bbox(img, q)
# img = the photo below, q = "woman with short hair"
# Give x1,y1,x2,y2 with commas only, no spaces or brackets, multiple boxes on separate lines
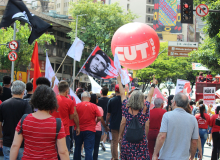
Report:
117,75,157,160
10,85,69,160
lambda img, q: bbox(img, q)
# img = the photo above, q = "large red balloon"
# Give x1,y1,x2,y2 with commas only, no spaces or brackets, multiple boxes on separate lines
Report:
111,22,160,70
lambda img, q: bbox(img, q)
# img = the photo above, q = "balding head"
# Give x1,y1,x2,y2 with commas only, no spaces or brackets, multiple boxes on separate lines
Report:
81,91,91,102
154,98,163,108
173,93,189,109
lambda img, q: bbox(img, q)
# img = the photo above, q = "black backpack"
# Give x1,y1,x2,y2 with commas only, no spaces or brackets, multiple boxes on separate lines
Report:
125,111,144,143
18,114,61,140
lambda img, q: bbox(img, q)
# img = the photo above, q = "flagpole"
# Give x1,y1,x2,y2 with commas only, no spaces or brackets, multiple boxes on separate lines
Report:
11,23,16,82
55,54,68,75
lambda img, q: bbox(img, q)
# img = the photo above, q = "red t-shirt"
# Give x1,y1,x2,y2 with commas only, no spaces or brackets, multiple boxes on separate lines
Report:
0,100,2,105
149,108,166,130
16,114,65,160
210,114,220,133
51,95,74,135
68,95,76,127
76,101,102,132
195,113,210,129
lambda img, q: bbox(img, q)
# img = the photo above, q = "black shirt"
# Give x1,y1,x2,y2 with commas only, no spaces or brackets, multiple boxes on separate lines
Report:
0,87,12,102
0,98,32,147
97,97,110,121
23,94,32,100
107,96,122,130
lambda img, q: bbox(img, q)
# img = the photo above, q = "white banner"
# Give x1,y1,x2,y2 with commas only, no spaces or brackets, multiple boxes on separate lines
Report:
67,37,84,62
175,79,190,94
192,63,209,70
203,87,216,105
88,76,102,93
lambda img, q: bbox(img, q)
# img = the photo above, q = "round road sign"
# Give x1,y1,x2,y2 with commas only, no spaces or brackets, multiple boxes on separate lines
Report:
9,40,18,50
196,4,209,17
8,51,17,61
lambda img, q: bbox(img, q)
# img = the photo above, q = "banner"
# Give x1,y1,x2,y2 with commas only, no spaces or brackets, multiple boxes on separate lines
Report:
150,87,166,110
67,37,84,62
80,46,117,79
175,79,190,94
216,89,220,98
88,76,102,94
192,63,209,71
203,87,216,105
180,82,191,100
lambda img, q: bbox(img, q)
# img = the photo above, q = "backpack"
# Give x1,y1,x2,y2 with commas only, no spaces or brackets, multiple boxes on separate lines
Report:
125,110,144,143
18,114,61,140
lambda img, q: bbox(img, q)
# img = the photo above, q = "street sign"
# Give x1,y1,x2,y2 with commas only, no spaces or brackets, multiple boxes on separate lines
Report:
9,40,18,50
168,41,198,57
196,4,209,17
8,51,17,61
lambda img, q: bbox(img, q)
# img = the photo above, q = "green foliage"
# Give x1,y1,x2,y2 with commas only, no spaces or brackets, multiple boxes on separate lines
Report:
137,42,198,92
68,0,138,68
0,21,55,78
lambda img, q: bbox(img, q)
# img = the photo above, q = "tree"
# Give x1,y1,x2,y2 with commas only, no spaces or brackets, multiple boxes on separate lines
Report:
0,21,55,79
68,0,138,70
136,42,197,95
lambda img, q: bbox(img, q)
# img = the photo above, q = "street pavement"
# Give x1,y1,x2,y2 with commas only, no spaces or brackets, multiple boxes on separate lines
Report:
0,140,213,159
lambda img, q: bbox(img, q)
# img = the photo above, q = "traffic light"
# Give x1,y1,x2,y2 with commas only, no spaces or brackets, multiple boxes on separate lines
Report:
181,0,193,24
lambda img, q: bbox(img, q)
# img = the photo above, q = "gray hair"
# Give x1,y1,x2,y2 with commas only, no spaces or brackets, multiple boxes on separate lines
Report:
174,93,189,109
154,98,163,108
81,91,91,98
127,90,145,110
11,80,26,95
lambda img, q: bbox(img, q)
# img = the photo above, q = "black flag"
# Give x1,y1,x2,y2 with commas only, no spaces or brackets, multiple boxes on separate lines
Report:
0,0,52,44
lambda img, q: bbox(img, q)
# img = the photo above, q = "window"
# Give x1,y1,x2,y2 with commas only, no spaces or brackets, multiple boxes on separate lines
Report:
64,65,71,74
148,8,150,13
55,64,62,73
127,4,130,10
109,0,111,4
51,63,54,70
151,18,153,22
149,0,151,2
152,9,154,13
148,17,150,22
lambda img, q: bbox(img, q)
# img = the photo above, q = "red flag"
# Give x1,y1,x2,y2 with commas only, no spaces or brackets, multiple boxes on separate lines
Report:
31,41,41,91
150,87,167,110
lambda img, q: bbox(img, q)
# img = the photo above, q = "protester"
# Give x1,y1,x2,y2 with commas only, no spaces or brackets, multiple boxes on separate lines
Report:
207,104,215,146
152,93,199,160
206,71,213,82
51,81,80,154
36,77,51,87
74,91,102,160
106,84,122,160
90,94,104,160
0,76,12,102
10,85,69,160
193,99,203,115
194,104,210,159
23,82,33,111
117,75,157,160
147,98,166,159
0,86,2,105
198,72,205,82
0,80,32,159
97,87,110,151
209,106,220,160
189,100,195,112
166,95,174,111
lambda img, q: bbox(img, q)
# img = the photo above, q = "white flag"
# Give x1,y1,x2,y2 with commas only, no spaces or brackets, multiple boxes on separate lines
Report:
114,53,129,85
45,53,59,86
67,37,84,62
69,88,81,104
88,76,102,93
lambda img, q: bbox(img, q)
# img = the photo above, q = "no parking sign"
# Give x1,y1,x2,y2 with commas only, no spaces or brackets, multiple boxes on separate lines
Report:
8,51,17,61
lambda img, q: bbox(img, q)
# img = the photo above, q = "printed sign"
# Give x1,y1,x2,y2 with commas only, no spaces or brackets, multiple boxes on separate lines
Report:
203,87,216,105
175,79,190,94
196,4,209,17
9,40,18,50
8,51,17,61
192,63,209,70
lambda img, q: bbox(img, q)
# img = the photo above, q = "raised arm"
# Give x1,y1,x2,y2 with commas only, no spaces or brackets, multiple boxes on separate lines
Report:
146,75,158,104
117,74,126,103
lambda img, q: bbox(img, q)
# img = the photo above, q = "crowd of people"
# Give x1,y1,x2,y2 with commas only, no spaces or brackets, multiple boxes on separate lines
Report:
0,74,220,160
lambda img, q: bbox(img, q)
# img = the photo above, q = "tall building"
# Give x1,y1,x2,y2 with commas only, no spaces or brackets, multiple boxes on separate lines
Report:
105,0,154,28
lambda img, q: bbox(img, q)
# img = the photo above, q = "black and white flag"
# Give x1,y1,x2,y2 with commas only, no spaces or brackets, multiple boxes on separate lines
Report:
0,0,52,44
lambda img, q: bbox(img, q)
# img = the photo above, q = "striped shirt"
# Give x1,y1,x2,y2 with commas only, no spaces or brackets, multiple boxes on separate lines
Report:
16,114,66,160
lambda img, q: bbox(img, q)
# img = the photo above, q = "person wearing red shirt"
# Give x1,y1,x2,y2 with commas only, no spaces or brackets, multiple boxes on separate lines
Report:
74,91,102,160
195,104,210,159
210,106,220,160
206,71,213,82
147,98,166,160
51,81,80,153
10,85,69,160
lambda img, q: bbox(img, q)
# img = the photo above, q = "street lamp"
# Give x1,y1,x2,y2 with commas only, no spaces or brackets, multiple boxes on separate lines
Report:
72,14,87,91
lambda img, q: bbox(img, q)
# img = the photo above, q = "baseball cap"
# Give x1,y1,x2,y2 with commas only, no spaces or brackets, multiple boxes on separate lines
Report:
115,84,119,92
